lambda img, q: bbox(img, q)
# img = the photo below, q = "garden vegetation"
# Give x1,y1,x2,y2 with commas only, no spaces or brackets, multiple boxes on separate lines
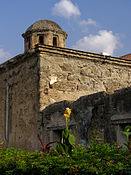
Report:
0,108,130,175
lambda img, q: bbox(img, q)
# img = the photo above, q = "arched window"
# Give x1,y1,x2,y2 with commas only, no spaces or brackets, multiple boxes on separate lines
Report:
39,36,44,44
53,37,57,47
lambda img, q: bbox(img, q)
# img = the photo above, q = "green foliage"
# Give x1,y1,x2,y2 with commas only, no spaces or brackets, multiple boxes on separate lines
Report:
56,127,75,155
121,125,131,151
0,141,130,175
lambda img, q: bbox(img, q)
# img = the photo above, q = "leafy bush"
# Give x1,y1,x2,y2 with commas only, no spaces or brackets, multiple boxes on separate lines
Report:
0,141,130,175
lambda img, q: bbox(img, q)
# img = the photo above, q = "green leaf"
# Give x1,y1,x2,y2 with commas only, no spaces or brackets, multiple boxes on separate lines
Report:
93,129,96,136
69,133,75,146
64,145,69,154
62,128,69,139
121,131,131,141
124,125,131,132
56,142,65,153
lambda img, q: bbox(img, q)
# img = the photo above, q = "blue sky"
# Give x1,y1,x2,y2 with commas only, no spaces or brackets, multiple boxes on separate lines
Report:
0,0,131,63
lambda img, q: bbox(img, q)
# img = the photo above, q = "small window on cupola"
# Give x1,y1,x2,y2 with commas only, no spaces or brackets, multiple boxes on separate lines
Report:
53,37,57,47
39,35,44,44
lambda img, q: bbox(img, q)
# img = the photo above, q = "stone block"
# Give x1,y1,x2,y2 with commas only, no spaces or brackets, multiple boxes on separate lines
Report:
60,63,73,72
53,81,77,91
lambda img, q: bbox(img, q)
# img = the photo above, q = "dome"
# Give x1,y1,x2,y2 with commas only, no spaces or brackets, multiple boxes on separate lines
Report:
25,20,64,34
22,20,68,52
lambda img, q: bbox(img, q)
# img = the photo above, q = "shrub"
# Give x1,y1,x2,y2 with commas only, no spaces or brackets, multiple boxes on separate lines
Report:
0,141,130,175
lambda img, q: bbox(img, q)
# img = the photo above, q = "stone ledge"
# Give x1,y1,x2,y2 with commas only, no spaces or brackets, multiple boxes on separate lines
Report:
111,113,131,125
36,45,131,67
46,123,76,131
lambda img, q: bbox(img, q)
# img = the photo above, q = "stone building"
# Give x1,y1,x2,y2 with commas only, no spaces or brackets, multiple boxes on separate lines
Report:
0,20,131,151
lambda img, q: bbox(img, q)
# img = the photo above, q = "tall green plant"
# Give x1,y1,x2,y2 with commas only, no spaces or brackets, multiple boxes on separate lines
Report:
56,108,75,155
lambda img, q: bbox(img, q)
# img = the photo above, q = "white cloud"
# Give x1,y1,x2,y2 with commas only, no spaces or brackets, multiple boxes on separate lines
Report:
73,30,120,56
52,0,80,18
0,48,10,64
79,18,97,26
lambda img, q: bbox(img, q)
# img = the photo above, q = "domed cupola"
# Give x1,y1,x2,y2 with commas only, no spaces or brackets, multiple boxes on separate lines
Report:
22,20,68,52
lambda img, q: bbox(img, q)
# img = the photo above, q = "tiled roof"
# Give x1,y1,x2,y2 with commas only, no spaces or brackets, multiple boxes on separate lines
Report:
121,53,131,60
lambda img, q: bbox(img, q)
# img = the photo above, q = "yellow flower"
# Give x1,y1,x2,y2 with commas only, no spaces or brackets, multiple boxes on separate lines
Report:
64,113,70,118
64,108,71,119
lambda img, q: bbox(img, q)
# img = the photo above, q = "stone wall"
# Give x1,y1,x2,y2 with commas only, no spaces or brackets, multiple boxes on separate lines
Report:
40,87,131,146
38,45,131,111
0,52,40,151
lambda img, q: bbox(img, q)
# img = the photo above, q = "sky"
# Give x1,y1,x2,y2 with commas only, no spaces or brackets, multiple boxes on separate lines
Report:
0,0,131,64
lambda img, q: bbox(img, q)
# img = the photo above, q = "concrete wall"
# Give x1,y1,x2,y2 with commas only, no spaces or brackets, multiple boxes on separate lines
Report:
0,52,40,151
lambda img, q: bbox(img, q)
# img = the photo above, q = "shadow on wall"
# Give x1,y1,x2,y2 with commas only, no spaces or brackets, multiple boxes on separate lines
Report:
39,87,131,147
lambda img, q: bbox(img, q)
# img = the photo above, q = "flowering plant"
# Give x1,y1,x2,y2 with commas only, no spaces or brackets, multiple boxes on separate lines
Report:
56,108,75,155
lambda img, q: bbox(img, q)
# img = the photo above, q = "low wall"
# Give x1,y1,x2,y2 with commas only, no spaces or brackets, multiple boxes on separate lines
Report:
40,87,131,146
